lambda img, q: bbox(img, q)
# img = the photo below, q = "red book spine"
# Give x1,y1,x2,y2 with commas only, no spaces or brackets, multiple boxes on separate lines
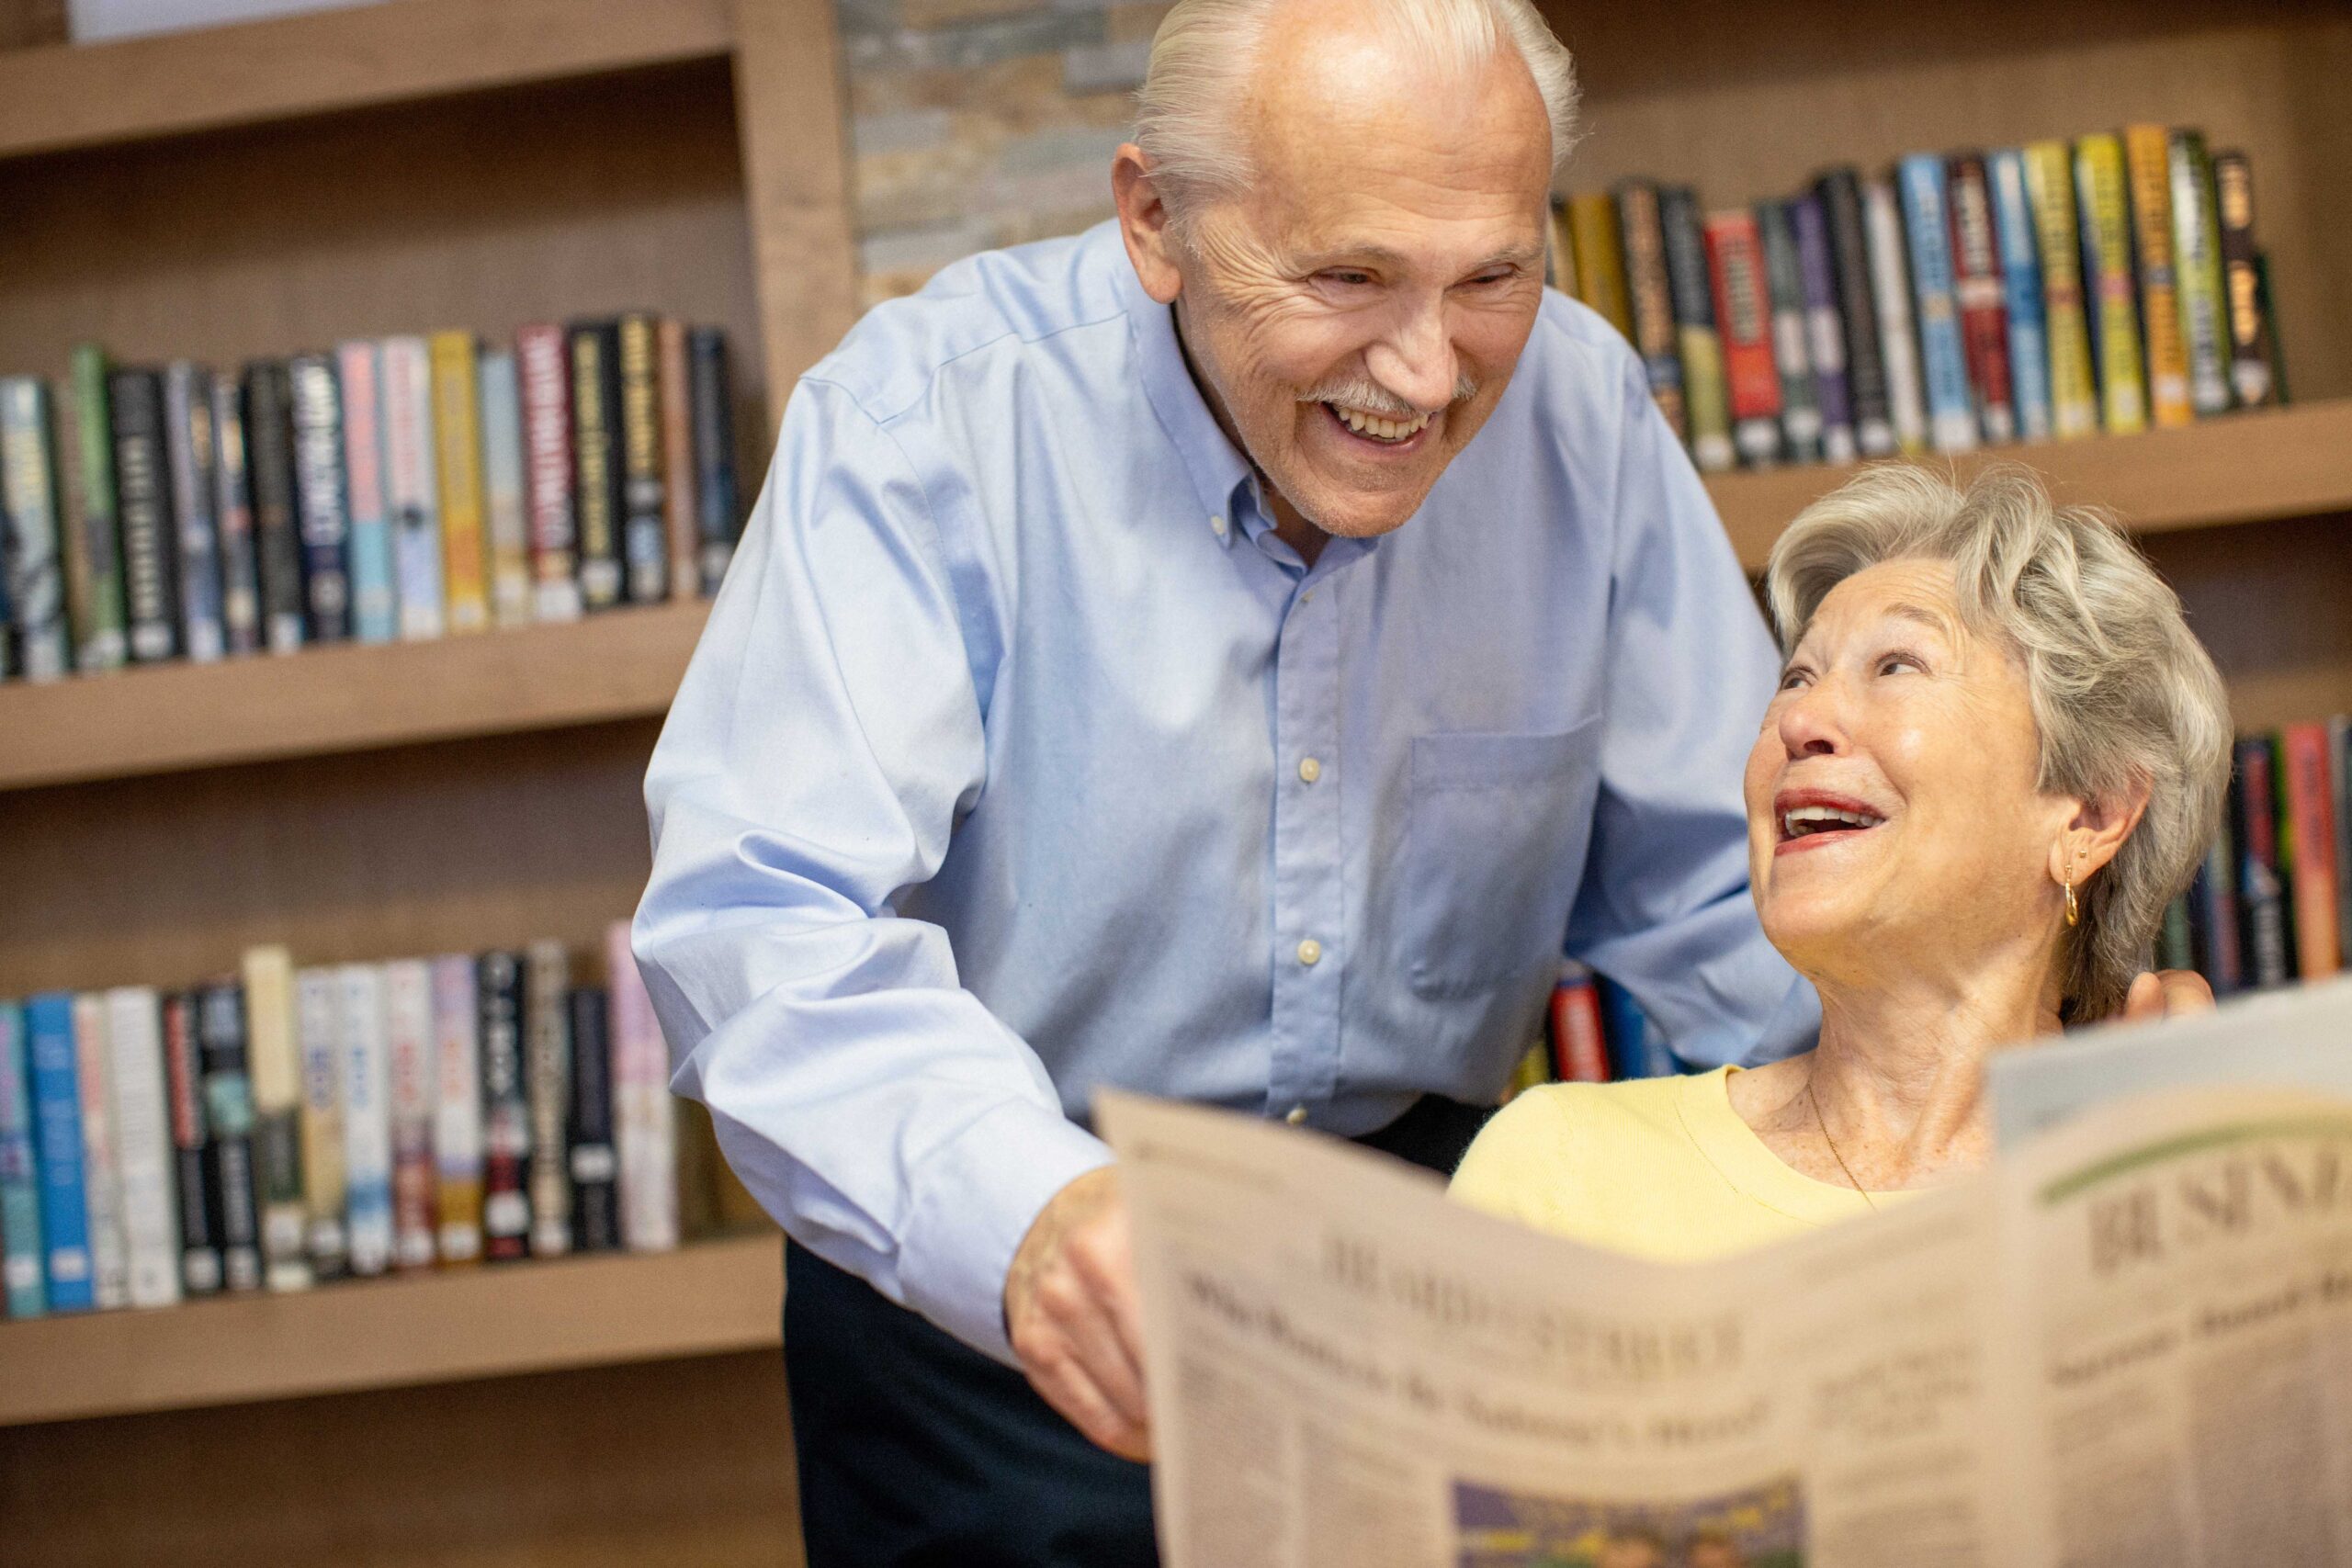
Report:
1702,210,1782,465
1548,972,1611,1083
1945,153,2016,444
515,323,581,622
2283,722,2339,981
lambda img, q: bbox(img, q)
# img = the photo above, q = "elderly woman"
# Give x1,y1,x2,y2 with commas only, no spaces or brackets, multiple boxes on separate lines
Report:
1452,464,2232,1256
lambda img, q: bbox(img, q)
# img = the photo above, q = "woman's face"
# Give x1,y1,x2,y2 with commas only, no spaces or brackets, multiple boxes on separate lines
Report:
1743,559,2076,991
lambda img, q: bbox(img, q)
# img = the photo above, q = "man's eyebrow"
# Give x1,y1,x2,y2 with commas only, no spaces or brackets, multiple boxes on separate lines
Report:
1295,243,1546,274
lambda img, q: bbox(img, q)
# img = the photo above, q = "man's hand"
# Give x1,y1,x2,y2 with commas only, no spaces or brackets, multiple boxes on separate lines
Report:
2122,969,2216,1022
1004,1166,1151,1461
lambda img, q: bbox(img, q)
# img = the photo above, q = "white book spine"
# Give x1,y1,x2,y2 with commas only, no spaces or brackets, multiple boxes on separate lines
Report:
73,993,130,1309
336,963,394,1276
431,954,484,1262
477,349,535,628
103,987,181,1308
382,958,438,1269
295,967,348,1276
1863,175,1931,454
606,921,678,1252
380,335,445,641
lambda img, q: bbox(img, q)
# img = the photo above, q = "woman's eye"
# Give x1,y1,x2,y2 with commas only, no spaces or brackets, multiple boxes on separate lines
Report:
1778,667,1811,692
1876,652,1923,676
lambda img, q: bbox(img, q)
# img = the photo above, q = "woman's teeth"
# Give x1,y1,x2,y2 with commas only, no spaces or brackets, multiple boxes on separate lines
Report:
1782,805,1885,838
1329,403,1431,443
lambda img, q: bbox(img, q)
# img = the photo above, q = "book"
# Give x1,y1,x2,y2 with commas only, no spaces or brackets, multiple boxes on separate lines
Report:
2121,124,2193,428
2020,141,2099,439
1546,965,1609,1083
1657,186,1733,472
74,991,129,1309
1986,149,2052,442
383,957,438,1270
1787,192,1855,463
2073,133,2146,434
242,944,311,1292
2212,151,2273,411
0,377,72,680
1566,192,1633,339
659,318,701,604
1944,154,2015,445
567,986,619,1252
607,919,677,1253
108,367,181,664
1545,198,1577,297
430,330,491,632
2335,716,2352,971
2254,254,2287,403
616,312,670,604
25,993,95,1312
66,345,129,671
2189,824,2241,997
162,988,222,1294
477,347,534,627
1860,174,1929,454
687,328,741,595
2156,896,2194,973
380,335,445,640
526,940,573,1256
336,962,393,1276
104,987,180,1309
1815,169,1893,457
242,360,307,654
1895,153,1978,454
477,950,531,1261
2280,722,2339,983
515,324,581,622
0,1001,48,1317
1613,182,1688,443
2165,130,2230,418
209,376,263,656
431,953,484,1264
570,321,626,609
336,340,399,645
2234,736,2293,988
288,352,354,642
1595,975,1674,1078
163,362,225,663
198,981,264,1292
1701,209,1781,466
1754,200,1823,464
294,966,347,1279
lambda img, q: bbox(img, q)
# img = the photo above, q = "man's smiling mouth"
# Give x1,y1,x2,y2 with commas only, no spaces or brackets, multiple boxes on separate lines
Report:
1322,401,1431,445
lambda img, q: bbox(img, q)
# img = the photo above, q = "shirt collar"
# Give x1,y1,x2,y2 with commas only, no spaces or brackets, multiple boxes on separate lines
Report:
1115,244,1254,547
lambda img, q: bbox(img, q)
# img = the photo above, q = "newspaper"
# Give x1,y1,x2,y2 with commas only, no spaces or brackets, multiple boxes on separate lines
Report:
1102,1017,2352,1566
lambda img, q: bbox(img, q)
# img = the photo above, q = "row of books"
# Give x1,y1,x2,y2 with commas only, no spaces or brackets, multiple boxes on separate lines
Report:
1549,126,2283,472
1501,962,1673,1099
0,316,743,684
0,922,695,1319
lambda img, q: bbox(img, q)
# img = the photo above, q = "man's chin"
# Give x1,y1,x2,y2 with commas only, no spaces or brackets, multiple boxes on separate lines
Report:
1281,468,1439,540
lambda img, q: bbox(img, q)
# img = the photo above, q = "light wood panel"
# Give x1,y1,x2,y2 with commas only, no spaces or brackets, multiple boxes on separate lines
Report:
0,0,732,162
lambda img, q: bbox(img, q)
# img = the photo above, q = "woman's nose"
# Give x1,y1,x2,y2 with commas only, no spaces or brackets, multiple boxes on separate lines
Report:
1777,677,1848,758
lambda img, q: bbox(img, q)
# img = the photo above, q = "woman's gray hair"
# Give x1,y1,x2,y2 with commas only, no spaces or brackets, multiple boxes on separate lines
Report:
1133,0,1580,230
1764,464,2233,1022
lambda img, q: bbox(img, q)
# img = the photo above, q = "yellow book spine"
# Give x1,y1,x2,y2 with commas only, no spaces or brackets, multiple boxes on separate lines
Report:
1567,192,1633,339
2023,141,2099,439
1547,199,1578,297
2073,135,2145,434
2122,124,2192,427
429,330,489,632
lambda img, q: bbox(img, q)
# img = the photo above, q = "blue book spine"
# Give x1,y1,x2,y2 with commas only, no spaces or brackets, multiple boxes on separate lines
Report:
1594,975,1677,1079
339,341,400,644
1896,153,1980,454
0,1001,47,1316
1988,149,2053,442
1789,192,1856,463
24,993,93,1312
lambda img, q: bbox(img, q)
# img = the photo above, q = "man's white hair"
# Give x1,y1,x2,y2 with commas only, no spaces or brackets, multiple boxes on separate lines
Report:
1133,0,1579,224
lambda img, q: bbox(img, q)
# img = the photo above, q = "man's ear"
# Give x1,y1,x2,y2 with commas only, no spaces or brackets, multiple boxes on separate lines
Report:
2047,775,2153,887
1113,144,1183,305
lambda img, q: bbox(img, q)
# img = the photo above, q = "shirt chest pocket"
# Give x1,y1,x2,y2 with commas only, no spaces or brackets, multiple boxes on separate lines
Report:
1396,718,1603,1000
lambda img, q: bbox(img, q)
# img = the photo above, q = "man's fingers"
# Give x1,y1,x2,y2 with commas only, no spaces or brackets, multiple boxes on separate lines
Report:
1069,1202,1148,1387
2122,970,2165,1021
2155,968,2216,1018
1036,1264,1148,1434
1020,1339,1146,1460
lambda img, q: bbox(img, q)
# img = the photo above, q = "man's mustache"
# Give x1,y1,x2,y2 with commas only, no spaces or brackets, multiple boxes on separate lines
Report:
1298,373,1480,419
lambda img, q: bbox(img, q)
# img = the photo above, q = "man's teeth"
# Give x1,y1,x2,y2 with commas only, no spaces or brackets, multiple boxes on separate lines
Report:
1329,403,1432,442
1782,805,1885,837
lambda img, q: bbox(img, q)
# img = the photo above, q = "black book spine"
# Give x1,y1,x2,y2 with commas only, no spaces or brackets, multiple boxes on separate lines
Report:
243,362,308,654
163,989,222,1295
288,353,352,643
566,987,619,1252
687,328,740,596
477,951,532,1262
164,363,225,663
616,312,669,604
209,377,263,657
198,982,265,1291
107,368,181,663
569,321,625,611
2234,736,2293,988
1816,167,1894,456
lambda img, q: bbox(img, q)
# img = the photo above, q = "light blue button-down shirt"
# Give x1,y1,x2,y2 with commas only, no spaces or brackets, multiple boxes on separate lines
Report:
635,220,1817,1359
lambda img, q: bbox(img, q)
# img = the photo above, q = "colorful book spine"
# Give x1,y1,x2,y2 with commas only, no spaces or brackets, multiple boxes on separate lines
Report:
1986,149,2053,442
209,377,263,657
526,941,573,1257
242,361,307,654
105,987,181,1309
1701,209,1781,466
162,990,221,1294
1861,175,1929,454
242,945,311,1292
382,958,438,1270
1596,975,1673,1078
1944,154,2015,444
658,318,700,604
1657,186,1733,472
2020,142,2099,438
515,324,582,622
2074,134,2146,435
288,353,353,642
570,321,626,609
1566,192,1633,339
108,368,180,664
2121,124,2192,429
336,340,399,645
74,992,129,1309
567,987,619,1252
2191,826,2240,997
294,967,347,1280
1895,153,1978,454
336,963,393,1276
67,345,129,671
687,328,741,595
0,377,72,680
2166,130,2230,417
198,982,264,1291
2335,716,2352,972
617,314,671,604
380,335,445,640
1547,965,1610,1084
477,348,534,628
2233,736,2293,987
431,953,484,1264
26,994,95,1312
430,331,490,633
2212,152,2273,410
607,920,677,1253
1815,170,1892,457
1756,201,1823,463
0,1001,47,1316
1613,183,1688,443
2281,722,2339,982
1788,193,1855,463
163,363,225,662
479,952,532,1261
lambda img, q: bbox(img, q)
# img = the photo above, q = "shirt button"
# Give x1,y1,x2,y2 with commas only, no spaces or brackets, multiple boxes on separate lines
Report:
1284,1104,1307,1126
1209,513,1227,537
1297,757,1321,784
1296,938,1322,966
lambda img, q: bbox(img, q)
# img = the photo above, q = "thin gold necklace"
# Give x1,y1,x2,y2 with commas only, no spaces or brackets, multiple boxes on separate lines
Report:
1808,1079,1879,1210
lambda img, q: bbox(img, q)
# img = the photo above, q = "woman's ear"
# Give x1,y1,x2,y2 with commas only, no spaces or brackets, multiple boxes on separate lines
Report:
2048,775,2153,886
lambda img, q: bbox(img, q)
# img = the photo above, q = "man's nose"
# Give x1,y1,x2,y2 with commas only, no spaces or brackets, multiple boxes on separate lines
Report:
1363,299,1459,413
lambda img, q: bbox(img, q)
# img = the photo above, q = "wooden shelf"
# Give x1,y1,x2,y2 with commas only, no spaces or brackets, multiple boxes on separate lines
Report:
0,600,709,793
0,0,733,164
1708,400,2352,573
0,1230,781,1427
